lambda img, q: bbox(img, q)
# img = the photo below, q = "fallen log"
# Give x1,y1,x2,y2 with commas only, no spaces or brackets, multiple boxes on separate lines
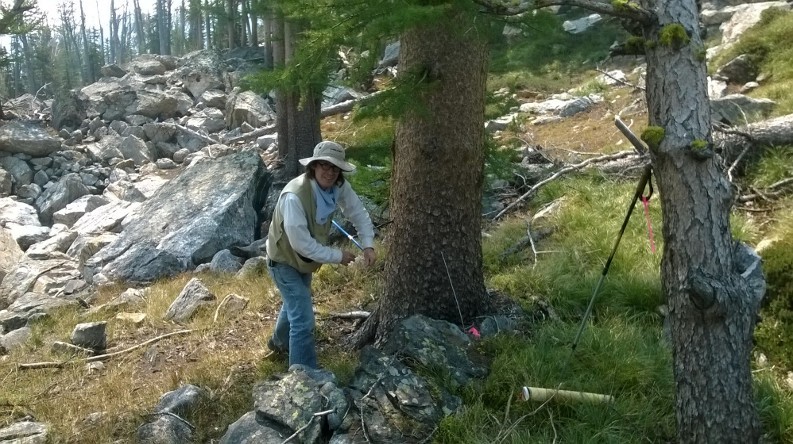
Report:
715,113,793,166
320,90,386,118
223,124,277,145
158,122,219,146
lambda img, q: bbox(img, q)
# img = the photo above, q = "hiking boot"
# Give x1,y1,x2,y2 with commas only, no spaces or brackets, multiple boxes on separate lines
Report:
267,338,288,355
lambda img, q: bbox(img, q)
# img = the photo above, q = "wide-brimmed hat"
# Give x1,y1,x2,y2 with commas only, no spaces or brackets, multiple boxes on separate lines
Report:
299,141,356,172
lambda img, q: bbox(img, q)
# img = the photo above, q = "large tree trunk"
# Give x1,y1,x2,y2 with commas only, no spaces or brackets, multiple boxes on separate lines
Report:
641,0,762,440
373,14,489,342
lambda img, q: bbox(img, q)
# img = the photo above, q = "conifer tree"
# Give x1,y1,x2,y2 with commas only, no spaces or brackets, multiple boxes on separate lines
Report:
260,0,764,439
255,0,492,343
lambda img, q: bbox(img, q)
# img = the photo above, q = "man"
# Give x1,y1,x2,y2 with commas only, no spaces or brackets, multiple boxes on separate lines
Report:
266,140,376,368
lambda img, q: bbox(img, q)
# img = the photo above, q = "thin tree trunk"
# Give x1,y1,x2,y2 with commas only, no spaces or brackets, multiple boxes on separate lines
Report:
262,5,272,68
119,6,130,62
79,0,95,83
249,0,258,47
640,0,763,440
189,0,202,50
157,0,169,55
18,33,36,94
95,0,106,64
227,0,236,49
178,0,186,54
273,12,287,166
59,4,83,87
204,0,212,48
134,0,145,54
109,0,118,63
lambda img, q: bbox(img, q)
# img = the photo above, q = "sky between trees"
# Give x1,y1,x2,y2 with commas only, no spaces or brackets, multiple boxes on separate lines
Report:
49,0,155,28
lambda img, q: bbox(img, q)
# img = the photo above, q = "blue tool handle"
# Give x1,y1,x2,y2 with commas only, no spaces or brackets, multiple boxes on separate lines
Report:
332,220,363,250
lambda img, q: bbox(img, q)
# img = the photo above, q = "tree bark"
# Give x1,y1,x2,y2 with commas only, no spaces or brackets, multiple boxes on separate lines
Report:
641,0,762,440
373,13,489,343
204,0,211,48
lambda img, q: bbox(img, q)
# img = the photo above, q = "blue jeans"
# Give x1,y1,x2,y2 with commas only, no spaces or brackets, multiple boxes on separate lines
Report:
267,260,318,368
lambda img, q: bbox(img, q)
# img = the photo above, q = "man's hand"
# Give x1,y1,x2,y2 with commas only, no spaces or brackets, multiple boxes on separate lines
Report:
362,248,376,267
340,250,356,265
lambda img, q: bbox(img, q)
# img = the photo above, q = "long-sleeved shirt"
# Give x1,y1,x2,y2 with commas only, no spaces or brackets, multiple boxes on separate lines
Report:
268,179,374,264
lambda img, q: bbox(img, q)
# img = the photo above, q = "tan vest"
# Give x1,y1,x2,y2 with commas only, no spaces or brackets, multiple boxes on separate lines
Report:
267,174,334,273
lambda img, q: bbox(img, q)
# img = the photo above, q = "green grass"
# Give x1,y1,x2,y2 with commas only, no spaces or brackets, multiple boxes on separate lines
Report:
745,146,793,188
485,175,664,319
488,12,628,93
711,8,793,115
755,370,793,443
436,319,675,443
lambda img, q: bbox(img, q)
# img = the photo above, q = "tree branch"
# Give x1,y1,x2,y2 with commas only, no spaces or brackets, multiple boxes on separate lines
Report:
17,330,193,370
280,409,335,444
737,177,793,203
472,0,653,24
494,151,640,219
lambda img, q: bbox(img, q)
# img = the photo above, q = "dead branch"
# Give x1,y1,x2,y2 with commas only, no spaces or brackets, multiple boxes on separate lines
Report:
499,226,554,262
494,150,639,220
159,122,218,146
18,330,193,370
595,67,644,91
223,124,277,145
280,409,335,444
527,222,539,267
325,310,371,320
737,177,793,203
320,90,386,118
147,411,196,430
